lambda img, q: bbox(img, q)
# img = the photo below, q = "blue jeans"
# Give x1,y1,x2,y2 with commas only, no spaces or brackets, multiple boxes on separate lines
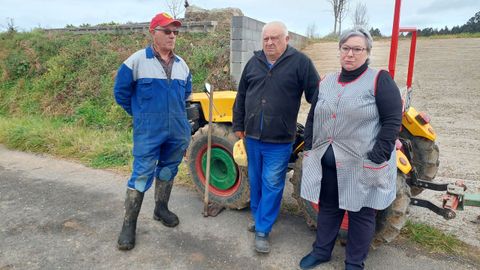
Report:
245,137,292,234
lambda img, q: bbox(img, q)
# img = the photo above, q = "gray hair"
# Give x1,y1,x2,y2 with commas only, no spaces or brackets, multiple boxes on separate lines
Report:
262,21,288,37
339,27,373,64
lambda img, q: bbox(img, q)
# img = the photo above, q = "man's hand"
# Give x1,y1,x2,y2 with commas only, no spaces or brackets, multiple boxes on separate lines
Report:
235,131,245,139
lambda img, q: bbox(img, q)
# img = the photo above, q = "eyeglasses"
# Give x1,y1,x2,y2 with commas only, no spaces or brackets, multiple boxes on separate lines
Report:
154,28,179,36
340,46,366,55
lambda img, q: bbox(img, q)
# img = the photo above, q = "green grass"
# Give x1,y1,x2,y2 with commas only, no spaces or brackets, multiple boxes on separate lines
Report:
0,116,133,170
402,220,463,253
402,220,480,264
0,114,196,186
0,29,233,184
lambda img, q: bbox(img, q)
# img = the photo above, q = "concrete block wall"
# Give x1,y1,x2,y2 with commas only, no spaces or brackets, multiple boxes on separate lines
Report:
230,16,307,85
46,21,218,34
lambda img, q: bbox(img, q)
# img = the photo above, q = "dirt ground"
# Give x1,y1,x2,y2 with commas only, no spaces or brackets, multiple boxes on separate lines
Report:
300,38,480,247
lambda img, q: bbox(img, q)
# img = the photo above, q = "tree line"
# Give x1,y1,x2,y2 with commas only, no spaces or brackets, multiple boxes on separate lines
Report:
308,1,479,39
411,11,480,37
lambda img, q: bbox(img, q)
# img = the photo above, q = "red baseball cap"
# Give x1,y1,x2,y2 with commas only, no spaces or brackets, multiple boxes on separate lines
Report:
149,12,182,31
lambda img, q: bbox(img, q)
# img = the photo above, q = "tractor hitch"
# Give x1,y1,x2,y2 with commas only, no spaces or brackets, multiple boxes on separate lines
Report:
442,181,480,211
410,198,456,220
408,172,480,219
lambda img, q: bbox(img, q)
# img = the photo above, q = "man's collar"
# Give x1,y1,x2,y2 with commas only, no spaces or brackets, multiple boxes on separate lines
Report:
146,45,179,62
255,45,294,64
152,44,174,59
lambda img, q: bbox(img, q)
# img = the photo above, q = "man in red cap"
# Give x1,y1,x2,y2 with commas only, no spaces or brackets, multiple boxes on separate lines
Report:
114,12,192,250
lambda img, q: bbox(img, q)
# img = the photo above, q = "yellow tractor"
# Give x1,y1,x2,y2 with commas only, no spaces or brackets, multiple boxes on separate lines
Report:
185,84,440,245
185,0,478,245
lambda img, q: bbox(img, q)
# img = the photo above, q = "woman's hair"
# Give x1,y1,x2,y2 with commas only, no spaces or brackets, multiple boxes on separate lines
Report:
339,27,373,64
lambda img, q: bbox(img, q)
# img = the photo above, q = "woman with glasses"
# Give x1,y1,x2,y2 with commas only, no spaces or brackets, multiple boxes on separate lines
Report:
298,28,402,270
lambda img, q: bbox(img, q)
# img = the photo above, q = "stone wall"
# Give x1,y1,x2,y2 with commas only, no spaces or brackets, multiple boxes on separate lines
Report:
47,21,217,34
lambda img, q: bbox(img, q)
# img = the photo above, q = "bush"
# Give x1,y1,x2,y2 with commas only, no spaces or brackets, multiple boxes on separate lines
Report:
4,51,31,79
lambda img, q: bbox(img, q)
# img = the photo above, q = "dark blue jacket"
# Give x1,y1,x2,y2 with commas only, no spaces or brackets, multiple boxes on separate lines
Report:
233,45,319,143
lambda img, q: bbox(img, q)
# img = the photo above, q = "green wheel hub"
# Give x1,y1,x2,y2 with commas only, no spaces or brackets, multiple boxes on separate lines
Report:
201,147,238,190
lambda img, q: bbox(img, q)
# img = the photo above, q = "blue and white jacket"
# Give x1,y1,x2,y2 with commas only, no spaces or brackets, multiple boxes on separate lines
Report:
114,46,192,156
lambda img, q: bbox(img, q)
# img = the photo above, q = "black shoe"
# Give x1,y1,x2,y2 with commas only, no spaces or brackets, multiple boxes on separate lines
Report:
299,253,329,269
153,179,179,227
117,189,144,250
254,232,270,253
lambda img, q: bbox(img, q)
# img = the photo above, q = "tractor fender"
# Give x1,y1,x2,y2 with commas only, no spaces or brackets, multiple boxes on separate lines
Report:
396,149,412,175
402,107,436,141
189,91,237,123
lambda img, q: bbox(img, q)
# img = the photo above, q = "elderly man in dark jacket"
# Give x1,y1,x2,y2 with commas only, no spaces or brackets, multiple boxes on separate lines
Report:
233,21,320,253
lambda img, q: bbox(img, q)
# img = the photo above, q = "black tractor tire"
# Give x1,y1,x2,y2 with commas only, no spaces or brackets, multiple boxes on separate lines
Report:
186,123,250,209
290,153,411,246
373,172,411,246
399,129,440,196
290,152,317,228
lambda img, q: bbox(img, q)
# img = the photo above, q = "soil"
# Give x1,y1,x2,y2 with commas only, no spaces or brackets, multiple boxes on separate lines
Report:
299,38,480,247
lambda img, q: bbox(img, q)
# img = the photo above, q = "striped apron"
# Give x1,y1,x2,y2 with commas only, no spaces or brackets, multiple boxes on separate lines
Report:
300,68,396,211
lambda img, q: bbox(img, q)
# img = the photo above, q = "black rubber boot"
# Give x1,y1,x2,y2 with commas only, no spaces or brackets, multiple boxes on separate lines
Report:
117,188,144,250
153,179,179,227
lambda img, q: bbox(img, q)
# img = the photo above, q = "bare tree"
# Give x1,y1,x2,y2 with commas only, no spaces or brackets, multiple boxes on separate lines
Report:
4,17,18,33
327,0,339,35
306,22,319,39
326,0,349,35
337,0,349,35
351,2,369,29
164,0,187,19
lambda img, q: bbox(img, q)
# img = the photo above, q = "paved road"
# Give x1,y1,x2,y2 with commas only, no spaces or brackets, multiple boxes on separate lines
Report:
0,146,477,269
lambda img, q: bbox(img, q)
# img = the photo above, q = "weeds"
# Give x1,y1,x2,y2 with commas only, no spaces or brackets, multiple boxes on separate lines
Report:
402,220,480,264
0,116,132,170
0,30,233,131
0,30,232,181
403,220,464,254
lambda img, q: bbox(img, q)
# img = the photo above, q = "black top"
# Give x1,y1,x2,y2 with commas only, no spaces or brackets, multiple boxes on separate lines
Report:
232,45,320,143
304,62,402,164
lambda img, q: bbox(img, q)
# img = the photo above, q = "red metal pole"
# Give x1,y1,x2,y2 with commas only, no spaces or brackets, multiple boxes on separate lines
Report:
406,29,417,89
388,0,402,79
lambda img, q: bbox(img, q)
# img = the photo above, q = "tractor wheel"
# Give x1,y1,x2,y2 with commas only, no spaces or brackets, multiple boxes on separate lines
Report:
290,153,410,246
399,129,440,196
373,172,411,246
186,123,250,209
290,152,317,228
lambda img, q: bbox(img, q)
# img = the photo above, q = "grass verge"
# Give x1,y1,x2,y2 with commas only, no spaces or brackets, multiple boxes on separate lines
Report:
402,220,480,264
0,115,194,184
0,116,132,171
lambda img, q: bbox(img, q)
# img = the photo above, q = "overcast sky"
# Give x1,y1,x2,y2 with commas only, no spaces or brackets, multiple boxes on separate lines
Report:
1,0,479,36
